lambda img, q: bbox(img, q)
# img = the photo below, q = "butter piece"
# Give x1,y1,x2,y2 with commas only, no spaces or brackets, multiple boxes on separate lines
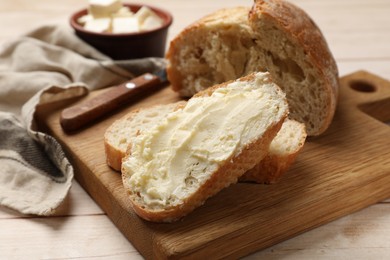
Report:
84,17,111,32
112,16,139,33
88,0,122,18
141,15,163,31
77,14,94,25
114,6,134,17
122,72,286,208
135,6,162,26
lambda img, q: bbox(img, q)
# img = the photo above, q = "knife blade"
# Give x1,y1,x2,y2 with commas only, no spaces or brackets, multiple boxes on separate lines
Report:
60,70,168,132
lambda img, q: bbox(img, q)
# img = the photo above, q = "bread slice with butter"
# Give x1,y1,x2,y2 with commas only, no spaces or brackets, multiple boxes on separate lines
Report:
105,105,306,184
121,72,289,222
240,119,306,183
166,0,339,136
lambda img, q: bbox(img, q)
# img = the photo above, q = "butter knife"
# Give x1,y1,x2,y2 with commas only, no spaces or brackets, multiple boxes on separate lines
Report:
60,70,167,132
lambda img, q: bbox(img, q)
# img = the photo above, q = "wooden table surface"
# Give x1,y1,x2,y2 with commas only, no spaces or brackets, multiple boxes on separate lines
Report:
1,0,389,259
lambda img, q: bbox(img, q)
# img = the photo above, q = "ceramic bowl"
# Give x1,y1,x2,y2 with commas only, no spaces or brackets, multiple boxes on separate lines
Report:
70,3,173,60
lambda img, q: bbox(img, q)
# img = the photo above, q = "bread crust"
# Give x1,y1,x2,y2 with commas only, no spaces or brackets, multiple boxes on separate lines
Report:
240,153,294,184
250,0,339,135
121,72,288,222
240,119,307,184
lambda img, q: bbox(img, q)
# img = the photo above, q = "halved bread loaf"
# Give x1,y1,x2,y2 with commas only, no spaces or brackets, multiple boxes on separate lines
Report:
121,72,288,222
166,0,339,136
105,104,306,183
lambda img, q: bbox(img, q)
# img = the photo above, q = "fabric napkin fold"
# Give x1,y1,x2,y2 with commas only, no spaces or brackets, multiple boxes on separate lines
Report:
0,24,165,215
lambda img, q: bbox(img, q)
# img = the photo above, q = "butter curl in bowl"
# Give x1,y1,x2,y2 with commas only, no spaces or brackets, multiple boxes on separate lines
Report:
70,0,173,60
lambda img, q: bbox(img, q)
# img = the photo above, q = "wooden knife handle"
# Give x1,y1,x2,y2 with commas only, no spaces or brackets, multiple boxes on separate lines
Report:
60,73,162,132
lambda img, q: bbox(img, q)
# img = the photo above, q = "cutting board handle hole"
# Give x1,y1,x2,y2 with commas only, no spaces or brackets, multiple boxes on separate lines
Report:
349,80,376,93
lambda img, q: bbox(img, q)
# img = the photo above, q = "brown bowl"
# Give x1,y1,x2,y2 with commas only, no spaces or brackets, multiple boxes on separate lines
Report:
70,3,173,60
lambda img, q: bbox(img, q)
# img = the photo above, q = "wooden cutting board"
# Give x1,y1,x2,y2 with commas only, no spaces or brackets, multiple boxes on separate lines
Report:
37,71,390,259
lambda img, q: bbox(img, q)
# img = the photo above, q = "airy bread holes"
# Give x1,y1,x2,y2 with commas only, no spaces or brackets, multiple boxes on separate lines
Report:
185,176,198,187
268,51,304,82
194,47,203,59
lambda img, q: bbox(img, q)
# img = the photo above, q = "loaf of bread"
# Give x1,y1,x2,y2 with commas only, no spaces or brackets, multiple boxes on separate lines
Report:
166,0,339,136
104,105,306,183
121,72,288,222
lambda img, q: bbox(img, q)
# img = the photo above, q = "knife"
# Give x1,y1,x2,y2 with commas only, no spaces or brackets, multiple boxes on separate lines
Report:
60,70,168,132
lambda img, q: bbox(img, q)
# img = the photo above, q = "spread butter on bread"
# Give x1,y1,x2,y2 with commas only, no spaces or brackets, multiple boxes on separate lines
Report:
121,72,288,222
104,102,186,171
105,106,306,184
166,0,339,136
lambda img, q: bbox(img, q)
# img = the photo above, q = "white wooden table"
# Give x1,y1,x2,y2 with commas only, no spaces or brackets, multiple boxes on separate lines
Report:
1,0,390,259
